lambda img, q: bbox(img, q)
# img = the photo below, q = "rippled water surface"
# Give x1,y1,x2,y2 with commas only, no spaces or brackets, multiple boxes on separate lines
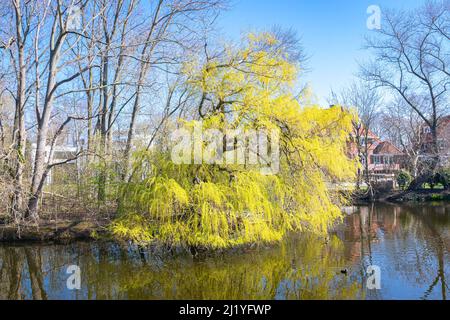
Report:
0,203,449,300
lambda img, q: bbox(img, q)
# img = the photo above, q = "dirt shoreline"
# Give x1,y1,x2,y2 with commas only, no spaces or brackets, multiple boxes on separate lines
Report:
0,219,109,243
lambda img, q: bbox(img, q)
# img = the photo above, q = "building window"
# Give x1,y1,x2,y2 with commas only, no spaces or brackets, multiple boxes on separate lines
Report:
371,155,382,164
438,140,446,151
371,155,395,165
385,156,394,164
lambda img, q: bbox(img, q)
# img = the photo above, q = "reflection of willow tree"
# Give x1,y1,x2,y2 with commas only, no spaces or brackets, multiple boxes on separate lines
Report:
77,235,363,300
1,235,364,300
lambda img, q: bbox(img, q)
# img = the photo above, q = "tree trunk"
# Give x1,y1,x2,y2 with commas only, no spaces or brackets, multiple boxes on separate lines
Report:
97,49,112,203
27,98,52,218
122,88,141,181
27,21,67,219
10,0,27,221
364,138,370,186
409,126,440,190
11,77,26,220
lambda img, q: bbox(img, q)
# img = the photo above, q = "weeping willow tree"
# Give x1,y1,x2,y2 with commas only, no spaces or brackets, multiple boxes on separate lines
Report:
112,32,358,249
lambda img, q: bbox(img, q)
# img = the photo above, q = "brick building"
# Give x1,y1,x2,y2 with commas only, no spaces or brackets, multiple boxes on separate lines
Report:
348,128,404,175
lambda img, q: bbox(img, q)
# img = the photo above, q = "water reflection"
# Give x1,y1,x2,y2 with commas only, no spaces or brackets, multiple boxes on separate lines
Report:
334,203,449,300
0,203,448,300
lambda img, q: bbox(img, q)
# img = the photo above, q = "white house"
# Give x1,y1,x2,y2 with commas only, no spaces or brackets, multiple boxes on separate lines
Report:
30,143,78,185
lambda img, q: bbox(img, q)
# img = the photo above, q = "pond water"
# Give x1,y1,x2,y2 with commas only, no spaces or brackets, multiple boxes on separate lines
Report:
0,203,449,300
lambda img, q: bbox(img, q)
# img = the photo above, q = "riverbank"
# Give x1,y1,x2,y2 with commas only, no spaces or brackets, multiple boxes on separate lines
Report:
1,190,449,243
0,219,108,243
385,189,450,202
352,189,450,204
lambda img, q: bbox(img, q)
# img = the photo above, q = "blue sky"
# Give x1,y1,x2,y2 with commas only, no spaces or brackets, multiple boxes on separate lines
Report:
218,0,424,104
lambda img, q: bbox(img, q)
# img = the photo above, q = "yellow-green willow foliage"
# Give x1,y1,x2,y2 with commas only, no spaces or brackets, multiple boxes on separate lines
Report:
112,32,358,249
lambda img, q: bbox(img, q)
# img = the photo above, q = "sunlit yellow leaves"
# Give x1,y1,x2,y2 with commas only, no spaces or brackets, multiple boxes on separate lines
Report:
112,32,358,250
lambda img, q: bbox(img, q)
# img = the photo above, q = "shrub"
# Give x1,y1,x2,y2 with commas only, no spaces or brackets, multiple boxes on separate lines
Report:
397,170,412,190
437,168,450,189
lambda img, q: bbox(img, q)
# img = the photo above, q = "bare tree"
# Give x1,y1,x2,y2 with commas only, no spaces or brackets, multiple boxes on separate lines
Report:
361,0,449,189
0,0,226,221
0,0,50,220
27,0,102,218
329,82,382,192
380,98,425,179
122,0,224,181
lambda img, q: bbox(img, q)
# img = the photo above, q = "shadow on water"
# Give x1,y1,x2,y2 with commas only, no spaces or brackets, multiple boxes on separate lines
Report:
0,203,449,300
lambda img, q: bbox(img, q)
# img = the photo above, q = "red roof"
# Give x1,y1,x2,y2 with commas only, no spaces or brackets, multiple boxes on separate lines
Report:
373,141,403,155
